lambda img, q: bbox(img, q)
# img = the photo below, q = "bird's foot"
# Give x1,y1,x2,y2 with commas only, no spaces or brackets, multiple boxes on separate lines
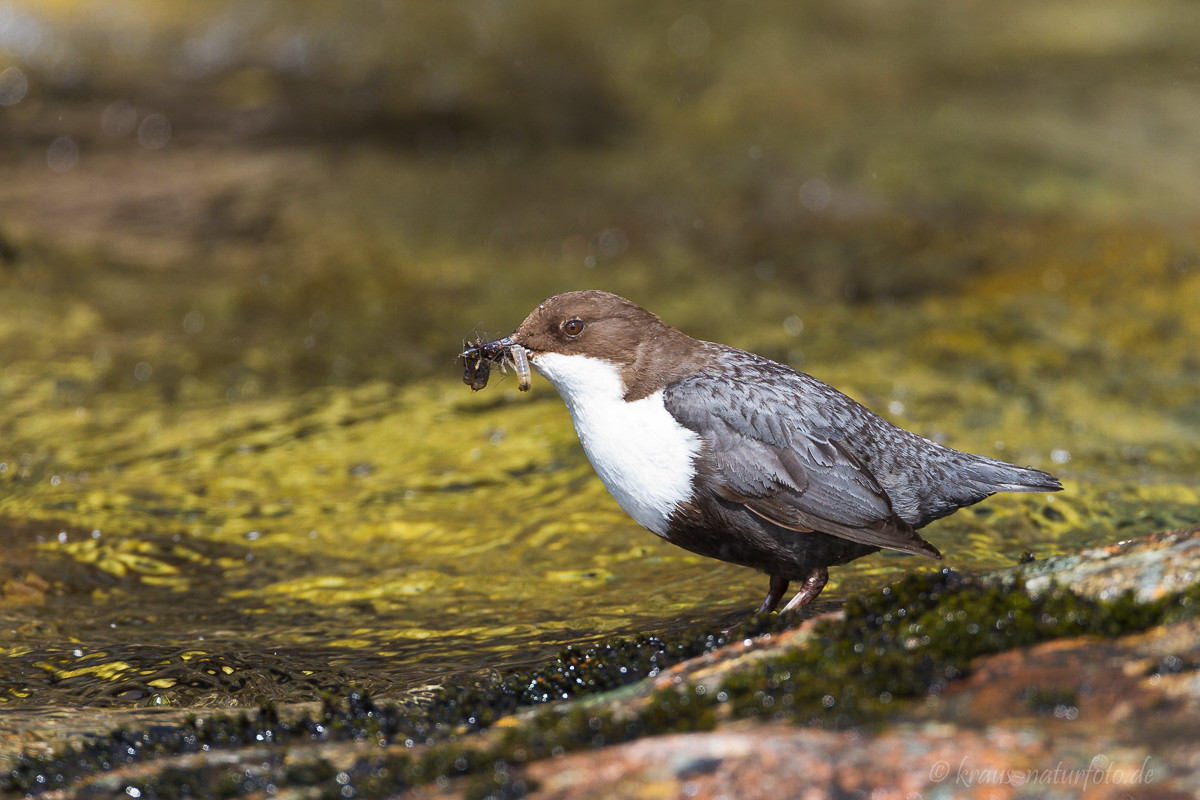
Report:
756,574,790,615
780,566,828,614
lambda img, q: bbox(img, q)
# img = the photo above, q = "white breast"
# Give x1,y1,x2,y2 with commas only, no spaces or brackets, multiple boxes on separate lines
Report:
530,352,701,536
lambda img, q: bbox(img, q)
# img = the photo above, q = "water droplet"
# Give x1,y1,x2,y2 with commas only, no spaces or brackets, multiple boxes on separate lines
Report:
597,227,628,259
1,9,43,59
182,310,205,334
137,113,171,149
47,137,79,173
0,66,28,106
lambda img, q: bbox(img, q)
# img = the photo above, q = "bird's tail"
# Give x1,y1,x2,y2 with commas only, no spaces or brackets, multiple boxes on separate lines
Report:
967,456,1062,494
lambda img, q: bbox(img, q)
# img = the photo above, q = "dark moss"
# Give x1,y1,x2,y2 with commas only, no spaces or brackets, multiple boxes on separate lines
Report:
714,570,1200,727
2,614,785,795
87,759,287,800
283,758,340,787
1022,686,1079,715
326,686,716,800
462,766,538,800
1145,654,1198,677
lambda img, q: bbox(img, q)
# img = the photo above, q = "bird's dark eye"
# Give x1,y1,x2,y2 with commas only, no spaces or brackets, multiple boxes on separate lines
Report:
562,319,586,337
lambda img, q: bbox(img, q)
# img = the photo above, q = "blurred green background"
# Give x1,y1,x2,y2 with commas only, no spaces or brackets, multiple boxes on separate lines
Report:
1,0,1199,717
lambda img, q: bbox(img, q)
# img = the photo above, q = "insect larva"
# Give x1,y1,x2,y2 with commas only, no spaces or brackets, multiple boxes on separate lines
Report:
511,345,531,391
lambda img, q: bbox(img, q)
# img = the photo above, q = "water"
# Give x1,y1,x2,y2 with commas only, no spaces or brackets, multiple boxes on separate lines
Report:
1,0,1199,749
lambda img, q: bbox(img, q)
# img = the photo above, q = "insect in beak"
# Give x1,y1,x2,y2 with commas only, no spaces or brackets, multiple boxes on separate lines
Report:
459,336,530,392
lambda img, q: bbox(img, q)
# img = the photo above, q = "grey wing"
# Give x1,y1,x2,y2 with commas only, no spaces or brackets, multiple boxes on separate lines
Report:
663,373,941,559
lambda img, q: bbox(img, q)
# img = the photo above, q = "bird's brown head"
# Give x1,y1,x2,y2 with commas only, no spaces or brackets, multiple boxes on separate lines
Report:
511,291,668,363
509,290,710,400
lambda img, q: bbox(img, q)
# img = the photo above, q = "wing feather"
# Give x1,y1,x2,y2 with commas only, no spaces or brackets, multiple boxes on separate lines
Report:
664,372,941,559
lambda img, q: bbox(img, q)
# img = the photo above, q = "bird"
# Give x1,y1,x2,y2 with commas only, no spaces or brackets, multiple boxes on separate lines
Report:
462,290,1062,614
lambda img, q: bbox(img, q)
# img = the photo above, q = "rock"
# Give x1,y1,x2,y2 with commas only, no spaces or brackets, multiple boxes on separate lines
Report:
443,526,1200,799
1016,527,1200,603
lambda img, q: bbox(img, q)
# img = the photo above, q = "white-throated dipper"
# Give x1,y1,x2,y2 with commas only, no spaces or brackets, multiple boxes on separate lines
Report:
461,290,1062,614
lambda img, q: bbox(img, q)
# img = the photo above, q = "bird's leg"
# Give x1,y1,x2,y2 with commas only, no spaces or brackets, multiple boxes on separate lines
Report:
757,574,790,614
780,566,829,614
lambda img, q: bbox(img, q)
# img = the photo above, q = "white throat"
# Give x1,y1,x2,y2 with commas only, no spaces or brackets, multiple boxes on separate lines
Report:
530,351,701,535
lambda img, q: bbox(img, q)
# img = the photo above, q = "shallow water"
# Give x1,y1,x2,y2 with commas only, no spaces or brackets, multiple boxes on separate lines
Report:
3,247,1197,713
1,0,1199,728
